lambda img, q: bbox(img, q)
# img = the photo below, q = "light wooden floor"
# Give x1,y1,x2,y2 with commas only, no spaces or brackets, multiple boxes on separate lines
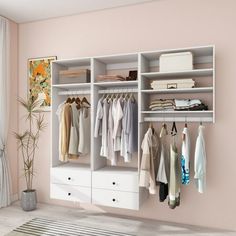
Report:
0,202,235,236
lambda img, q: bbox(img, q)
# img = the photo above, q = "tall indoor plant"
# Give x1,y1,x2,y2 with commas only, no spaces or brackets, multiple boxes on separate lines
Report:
15,97,46,211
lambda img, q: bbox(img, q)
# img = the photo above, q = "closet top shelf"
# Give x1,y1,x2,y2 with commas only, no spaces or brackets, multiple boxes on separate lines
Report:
141,87,213,94
141,68,213,79
52,83,91,89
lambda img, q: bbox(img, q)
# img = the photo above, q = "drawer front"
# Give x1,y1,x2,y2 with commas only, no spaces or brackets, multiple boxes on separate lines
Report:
51,184,91,203
51,168,91,187
92,172,139,192
92,188,139,210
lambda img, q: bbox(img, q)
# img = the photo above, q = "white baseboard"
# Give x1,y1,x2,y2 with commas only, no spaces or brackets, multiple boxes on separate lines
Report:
11,193,19,202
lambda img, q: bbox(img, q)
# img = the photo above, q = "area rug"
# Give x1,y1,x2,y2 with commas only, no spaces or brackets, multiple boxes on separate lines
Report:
6,218,135,236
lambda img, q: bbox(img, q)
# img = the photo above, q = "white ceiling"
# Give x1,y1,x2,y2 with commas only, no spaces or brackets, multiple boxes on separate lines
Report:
0,0,156,23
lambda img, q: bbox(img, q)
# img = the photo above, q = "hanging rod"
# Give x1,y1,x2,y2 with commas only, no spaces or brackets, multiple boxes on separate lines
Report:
98,88,138,94
58,90,91,95
143,117,213,123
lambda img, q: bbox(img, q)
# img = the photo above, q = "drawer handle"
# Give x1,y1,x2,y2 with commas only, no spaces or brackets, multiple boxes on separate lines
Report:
68,193,71,196
112,182,116,185
112,198,116,202
68,177,71,180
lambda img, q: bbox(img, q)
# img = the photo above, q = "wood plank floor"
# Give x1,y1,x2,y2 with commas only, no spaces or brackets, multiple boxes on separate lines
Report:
0,202,235,236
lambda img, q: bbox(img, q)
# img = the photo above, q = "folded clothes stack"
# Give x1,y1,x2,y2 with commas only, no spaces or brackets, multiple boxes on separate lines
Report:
151,79,195,90
96,75,125,82
149,99,208,111
149,99,175,111
175,99,208,111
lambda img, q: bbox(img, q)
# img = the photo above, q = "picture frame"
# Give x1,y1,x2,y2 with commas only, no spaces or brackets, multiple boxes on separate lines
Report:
28,56,57,112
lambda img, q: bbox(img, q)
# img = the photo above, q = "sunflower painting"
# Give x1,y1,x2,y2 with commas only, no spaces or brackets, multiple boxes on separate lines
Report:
28,56,57,111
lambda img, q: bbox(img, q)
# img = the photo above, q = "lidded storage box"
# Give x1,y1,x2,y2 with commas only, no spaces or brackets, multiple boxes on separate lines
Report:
59,69,90,84
159,52,193,72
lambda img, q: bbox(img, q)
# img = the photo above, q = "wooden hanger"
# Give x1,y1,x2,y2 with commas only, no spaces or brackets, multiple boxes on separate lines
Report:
82,97,90,106
66,97,72,103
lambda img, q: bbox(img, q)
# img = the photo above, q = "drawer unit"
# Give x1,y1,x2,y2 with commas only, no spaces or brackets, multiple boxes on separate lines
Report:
92,188,139,210
51,184,91,203
51,167,91,187
92,169,139,192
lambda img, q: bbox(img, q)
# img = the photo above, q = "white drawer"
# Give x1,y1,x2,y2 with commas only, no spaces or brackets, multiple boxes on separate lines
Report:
51,184,91,203
92,170,139,192
51,167,91,187
92,188,139,210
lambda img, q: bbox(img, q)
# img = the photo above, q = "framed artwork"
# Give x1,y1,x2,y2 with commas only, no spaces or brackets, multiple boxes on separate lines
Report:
28,56,57,111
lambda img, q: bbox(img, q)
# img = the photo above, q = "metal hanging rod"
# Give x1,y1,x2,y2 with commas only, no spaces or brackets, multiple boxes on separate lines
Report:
58,90,91,95
143,117,212,123
98,88,138,94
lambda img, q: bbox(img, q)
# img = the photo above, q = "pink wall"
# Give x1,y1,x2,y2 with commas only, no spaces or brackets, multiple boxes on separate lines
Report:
18,0,236,230
7,20,18,198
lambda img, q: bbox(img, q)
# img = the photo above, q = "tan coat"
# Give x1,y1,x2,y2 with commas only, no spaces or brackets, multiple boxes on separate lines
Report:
60,103,72,162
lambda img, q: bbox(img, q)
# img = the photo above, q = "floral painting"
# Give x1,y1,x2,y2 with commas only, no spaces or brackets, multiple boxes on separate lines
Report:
28,56,57,111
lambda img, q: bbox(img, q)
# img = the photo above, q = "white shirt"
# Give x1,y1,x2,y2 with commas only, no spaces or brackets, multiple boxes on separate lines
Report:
194,125,206,193
100,99,109,157
156,125,168,184
112,98,123,151
94,98,103,138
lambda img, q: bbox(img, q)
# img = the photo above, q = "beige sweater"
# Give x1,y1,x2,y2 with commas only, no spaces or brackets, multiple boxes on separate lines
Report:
139,128,159,194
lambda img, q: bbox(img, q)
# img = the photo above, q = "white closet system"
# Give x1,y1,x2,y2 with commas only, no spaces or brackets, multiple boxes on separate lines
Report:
51,45,215,210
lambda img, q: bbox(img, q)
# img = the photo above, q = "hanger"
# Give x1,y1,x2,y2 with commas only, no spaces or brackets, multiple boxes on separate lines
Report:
171,121,177,136
149,122,155,134
81,97,90,106
71,97,76,103
160,122,168,138
66,97,72,103
185,117,188,128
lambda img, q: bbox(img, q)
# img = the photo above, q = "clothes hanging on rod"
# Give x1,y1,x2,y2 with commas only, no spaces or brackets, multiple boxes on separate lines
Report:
194,124,206,193
181,126,190,185
56,96,90,162
156,123,170,202
168,131,181,209
94,91,138,165
139,127,159,194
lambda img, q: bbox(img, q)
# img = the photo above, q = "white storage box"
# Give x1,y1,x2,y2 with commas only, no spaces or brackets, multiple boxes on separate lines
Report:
151,79,195,90
159,52,193,72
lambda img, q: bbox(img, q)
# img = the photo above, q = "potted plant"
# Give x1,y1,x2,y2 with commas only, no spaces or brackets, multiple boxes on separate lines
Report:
15,97,46,211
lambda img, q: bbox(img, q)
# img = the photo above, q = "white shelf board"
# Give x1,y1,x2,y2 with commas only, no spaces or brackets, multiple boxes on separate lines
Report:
53,57,91,67
141,68,213,79
141,45,214,61
94,80,138,87
52,83,91,89
141,110,213,114
52,162,91,170
141,87,213,94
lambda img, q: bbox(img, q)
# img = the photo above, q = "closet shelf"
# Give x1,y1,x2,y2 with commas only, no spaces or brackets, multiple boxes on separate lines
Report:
52,83,91,89
94,80,138,87
141,68,213,79
141,87,213,94
52,162,91,170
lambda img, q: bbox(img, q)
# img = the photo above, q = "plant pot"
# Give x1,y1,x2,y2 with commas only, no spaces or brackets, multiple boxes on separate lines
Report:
21,189,37,211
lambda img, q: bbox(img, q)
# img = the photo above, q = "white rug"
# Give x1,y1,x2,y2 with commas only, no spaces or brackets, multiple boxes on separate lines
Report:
7,218,136,236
